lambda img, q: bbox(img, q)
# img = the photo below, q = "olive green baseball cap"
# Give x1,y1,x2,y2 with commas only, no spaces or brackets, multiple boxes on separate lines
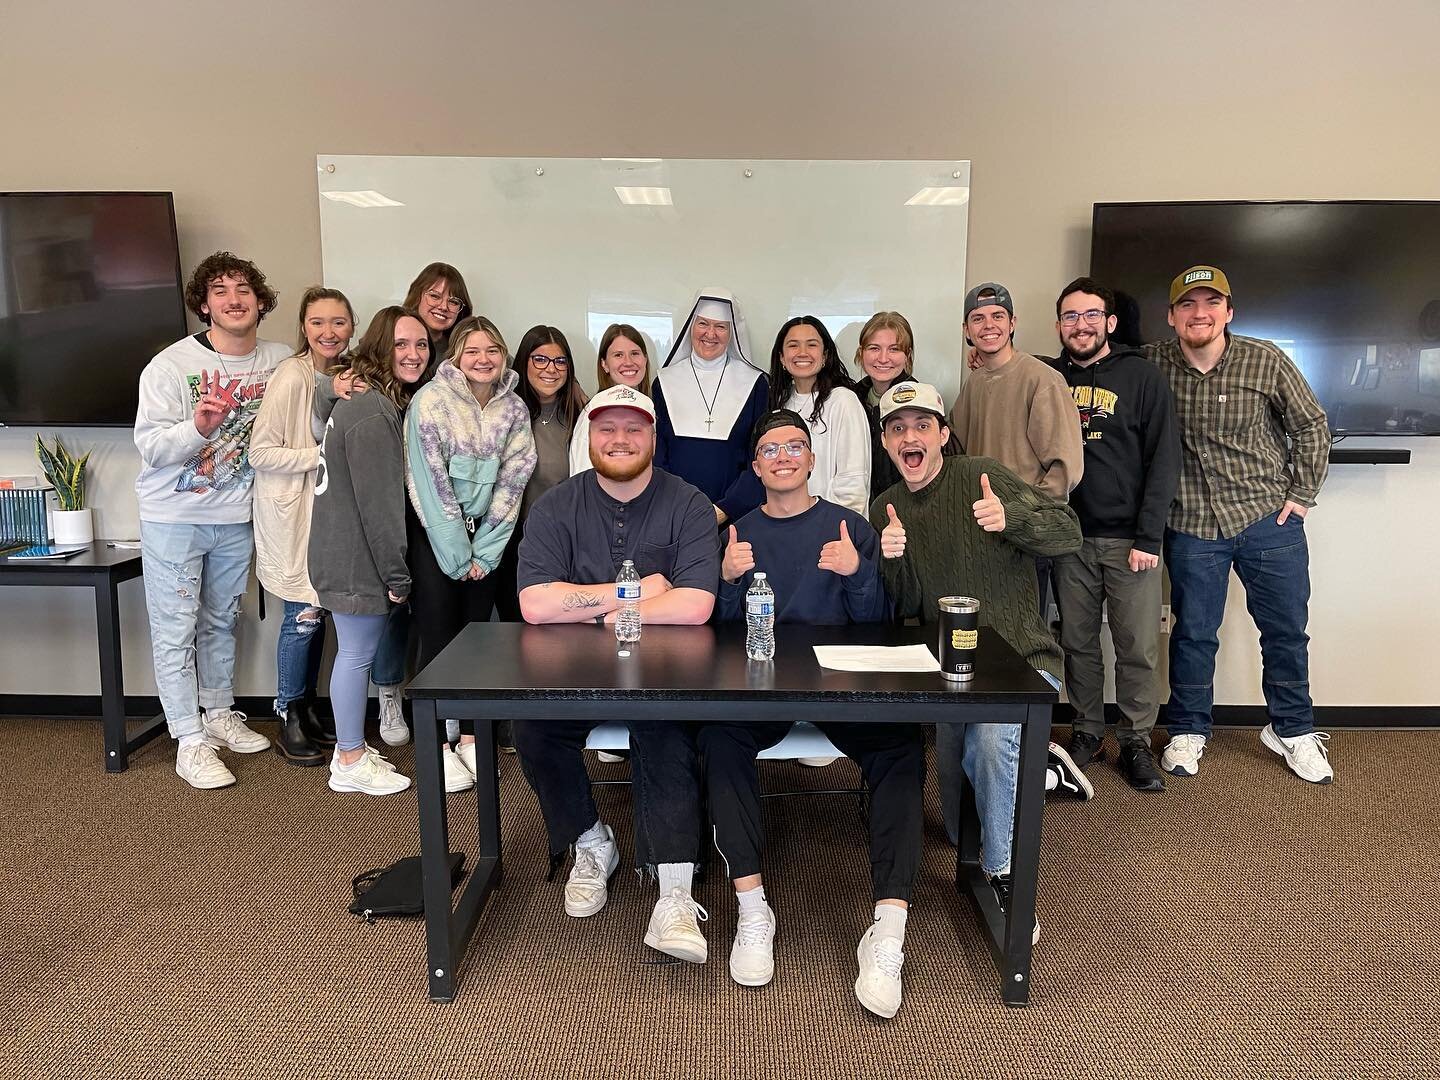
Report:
1169,265,1233,305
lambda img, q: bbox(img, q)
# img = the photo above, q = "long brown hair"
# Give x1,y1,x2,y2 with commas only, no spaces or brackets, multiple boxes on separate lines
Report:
292,286,356,357
514,325,588,428
596,323,652,396
341,306,428,410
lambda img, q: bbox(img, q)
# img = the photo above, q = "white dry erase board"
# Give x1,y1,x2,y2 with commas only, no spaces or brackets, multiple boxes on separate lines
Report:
318,156,971,400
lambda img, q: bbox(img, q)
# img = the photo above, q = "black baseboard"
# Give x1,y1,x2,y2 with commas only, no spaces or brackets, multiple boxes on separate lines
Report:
0,694,373,722
1052,702,1439,729
3,695,1436,728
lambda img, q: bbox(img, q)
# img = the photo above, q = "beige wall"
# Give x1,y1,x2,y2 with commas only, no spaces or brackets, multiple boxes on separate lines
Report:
2,0,1437,705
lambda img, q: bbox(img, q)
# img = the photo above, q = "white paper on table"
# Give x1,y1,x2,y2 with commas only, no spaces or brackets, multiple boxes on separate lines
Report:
812,644,941,673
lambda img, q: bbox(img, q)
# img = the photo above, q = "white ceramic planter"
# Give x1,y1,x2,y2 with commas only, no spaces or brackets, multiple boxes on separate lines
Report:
51,508,94,545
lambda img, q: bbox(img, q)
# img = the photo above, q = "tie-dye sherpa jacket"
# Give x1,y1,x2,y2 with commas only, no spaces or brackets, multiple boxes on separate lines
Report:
404,362,537,580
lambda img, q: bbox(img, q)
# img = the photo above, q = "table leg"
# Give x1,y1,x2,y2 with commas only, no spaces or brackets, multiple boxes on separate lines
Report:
997,703,1052,1006
95,577,128,772
414,698,456,1002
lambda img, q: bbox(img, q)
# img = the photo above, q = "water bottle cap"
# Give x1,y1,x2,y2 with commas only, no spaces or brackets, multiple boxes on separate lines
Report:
754,572,766,580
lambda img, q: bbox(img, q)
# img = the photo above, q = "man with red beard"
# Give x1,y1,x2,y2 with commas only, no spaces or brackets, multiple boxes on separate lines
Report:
1147,266,1333,784
515,385,720,962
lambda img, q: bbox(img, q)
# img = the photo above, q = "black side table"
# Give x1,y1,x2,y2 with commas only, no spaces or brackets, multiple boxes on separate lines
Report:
1,543,165,772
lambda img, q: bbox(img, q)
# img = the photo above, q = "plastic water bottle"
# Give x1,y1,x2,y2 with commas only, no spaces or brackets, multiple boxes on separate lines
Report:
745,572,775,661
615,560,642,643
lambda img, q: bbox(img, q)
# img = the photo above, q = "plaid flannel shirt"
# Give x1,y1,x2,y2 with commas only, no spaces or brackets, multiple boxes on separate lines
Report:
1146,334,1330,539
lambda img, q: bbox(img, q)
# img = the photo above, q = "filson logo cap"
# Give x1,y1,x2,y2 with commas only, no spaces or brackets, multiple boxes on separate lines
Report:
1169,265,1233,305
879,381,947,422
586,384,656,422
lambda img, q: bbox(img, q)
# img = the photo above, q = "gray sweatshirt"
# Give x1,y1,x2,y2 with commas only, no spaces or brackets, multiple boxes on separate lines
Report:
308,389,411,615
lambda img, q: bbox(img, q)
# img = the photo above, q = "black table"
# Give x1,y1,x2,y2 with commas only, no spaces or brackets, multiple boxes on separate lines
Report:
0,543,164,772
406,621,1057,1006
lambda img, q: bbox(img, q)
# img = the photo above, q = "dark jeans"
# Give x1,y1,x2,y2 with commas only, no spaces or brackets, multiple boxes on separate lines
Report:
696,721,926,903
513,718,701,866
272,596,328,715
369,602,410,688
1164,515,1314,739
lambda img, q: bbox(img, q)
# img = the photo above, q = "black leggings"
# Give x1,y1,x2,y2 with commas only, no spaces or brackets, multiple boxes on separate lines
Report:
407,509,502,670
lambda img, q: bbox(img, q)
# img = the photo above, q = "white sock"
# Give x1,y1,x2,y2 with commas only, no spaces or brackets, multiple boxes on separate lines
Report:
576,820,610,849
379,685,401,703
873,903,908,943
658,862,695,896
736,884,767,913
337,752,364,771
178,734,205,749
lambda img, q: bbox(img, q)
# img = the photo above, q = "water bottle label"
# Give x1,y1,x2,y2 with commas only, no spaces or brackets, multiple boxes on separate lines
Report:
617,583,640,601
747,599,773,617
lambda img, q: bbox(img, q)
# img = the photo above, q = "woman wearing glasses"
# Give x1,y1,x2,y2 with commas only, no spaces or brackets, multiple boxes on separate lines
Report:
405,315,537,787
568,323,651,475
402,262,473,382
495,326,590,620
767,316,871,516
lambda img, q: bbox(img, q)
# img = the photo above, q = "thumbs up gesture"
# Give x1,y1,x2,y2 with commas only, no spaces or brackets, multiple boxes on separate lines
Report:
880,503,907,559
818,518,861,577
721,524,755,584
972,473,1006,532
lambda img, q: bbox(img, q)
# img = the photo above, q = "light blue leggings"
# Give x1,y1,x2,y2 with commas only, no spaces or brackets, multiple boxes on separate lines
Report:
330,613,388,753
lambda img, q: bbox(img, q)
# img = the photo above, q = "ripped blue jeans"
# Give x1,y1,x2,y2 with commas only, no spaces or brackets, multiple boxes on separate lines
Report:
140,520,254,741
274,598,328,716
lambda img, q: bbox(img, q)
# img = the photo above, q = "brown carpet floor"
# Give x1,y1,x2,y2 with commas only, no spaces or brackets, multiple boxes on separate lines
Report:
1,717,1437,1080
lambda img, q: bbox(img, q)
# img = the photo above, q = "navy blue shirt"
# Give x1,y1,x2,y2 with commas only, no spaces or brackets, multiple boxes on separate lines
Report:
653,375,769,523
717,498,888,625
518,467,720,594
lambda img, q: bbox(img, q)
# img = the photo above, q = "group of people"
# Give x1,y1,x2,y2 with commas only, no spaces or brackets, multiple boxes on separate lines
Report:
131,250,1333,1019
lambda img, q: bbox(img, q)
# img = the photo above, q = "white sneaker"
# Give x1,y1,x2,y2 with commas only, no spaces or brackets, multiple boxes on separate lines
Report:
564,827,619,917
442,744,475,793
364,744,398,772
797,756,839,767
596,751,625,764
176,742,236,789
456,740,480,778
328,750,411,795
1161,733,1207,776
644,889,709,963
1261,725,1334,784
729,904,777,986
855,923,905,1018
201,708,270,754
378,687,409,747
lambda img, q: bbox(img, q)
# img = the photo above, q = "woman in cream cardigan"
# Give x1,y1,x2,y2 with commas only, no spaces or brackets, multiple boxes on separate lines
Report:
250,287,359,766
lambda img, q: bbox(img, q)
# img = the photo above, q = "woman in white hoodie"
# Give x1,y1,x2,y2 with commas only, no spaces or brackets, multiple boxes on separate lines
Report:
250,287,358,767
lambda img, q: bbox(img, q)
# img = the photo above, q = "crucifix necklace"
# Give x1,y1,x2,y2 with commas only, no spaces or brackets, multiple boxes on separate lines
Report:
690,358,728,431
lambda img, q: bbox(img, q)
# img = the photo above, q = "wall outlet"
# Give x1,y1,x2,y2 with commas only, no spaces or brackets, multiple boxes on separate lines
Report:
1160,604,1172,635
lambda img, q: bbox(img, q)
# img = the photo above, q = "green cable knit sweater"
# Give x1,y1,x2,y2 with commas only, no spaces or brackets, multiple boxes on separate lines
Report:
868,456,1082,677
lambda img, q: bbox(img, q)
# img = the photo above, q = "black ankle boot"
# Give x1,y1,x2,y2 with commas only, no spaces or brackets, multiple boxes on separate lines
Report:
300,697,336,749
276,703,326,766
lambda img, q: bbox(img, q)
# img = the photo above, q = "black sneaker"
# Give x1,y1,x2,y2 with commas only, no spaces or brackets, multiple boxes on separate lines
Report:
1066,730,1105,769
987,873,1041,945
1119,743,1166,792
1047,741,1095,801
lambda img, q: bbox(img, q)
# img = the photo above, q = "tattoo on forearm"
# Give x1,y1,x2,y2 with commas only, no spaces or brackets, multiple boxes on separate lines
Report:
561,591,603,611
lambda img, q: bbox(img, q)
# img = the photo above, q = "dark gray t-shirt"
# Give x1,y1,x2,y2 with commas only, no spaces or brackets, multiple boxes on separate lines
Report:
518,467,720,593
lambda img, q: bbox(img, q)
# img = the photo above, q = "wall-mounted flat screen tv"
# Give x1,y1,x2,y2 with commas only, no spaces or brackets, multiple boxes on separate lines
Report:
0,192,187,426
1091,200,1440,436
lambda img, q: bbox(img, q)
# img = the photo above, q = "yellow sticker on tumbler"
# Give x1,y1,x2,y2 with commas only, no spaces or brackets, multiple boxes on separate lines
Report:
951,629,978,650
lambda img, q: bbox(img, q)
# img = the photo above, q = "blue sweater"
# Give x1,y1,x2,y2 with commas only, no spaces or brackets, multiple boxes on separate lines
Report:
717,498,889,625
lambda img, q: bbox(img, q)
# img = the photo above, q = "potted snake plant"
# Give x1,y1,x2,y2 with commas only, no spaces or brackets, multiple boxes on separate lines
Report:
36,434,94,545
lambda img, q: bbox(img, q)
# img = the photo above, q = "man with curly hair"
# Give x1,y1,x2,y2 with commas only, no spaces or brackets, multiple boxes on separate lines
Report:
134,252,291,789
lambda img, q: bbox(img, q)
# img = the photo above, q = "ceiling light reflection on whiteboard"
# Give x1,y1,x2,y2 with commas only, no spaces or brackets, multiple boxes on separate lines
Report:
905,187,970,207
615,186,674,206
321,190,405,208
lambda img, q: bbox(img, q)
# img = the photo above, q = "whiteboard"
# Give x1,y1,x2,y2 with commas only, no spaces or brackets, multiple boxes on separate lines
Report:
318,156,970,401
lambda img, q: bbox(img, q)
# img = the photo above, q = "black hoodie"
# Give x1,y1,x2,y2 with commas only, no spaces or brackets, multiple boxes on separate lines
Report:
1047,345,1180,555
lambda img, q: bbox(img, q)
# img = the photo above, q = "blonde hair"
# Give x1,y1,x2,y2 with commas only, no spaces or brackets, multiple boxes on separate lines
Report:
854,310,915,376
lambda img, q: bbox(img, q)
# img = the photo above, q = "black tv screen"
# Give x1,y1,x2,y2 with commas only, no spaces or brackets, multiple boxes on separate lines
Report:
0,192,187,426
1090,200,1440,436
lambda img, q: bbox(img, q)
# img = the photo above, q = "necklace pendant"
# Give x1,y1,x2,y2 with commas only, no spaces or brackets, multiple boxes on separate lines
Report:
704,414,714,430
